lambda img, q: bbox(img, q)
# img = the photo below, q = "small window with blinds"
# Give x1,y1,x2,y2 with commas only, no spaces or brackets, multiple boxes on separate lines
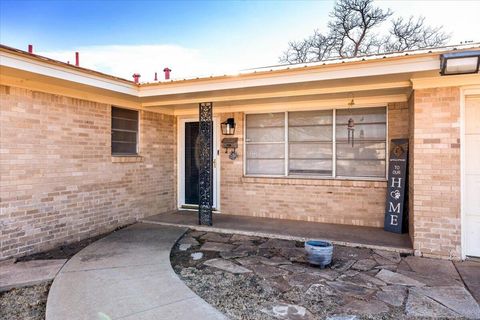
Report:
111,106,139,155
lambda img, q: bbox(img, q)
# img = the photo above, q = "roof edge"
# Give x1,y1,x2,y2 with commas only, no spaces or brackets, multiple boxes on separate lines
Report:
141,42,480,87
0,44,134,85
2,42,479,95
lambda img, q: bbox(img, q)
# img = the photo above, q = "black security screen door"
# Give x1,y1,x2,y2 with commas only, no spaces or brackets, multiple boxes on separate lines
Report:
185,122,200,204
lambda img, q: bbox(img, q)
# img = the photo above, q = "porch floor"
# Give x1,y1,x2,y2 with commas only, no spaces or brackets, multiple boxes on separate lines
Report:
142,211,413,254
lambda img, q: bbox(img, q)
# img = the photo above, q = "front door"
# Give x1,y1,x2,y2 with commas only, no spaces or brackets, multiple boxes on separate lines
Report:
180,119,218,209
465,95,480,257
185,122,200,204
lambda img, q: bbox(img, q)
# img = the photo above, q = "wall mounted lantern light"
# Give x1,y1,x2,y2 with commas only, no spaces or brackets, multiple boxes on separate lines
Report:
221,118,237,160
221,118,236,135
440,51,480,76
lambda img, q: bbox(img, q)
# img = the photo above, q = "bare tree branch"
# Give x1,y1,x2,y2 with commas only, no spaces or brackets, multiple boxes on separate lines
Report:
279,39,310,64
328,0,392,57
308,30,336,61
280,0,451,64
384,16,450,52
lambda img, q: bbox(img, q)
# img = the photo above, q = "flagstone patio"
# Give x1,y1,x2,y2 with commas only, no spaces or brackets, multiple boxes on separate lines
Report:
171,230,480,320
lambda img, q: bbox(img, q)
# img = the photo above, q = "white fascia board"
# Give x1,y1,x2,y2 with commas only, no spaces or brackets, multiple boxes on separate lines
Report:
0,52,138,96
138,55,440,97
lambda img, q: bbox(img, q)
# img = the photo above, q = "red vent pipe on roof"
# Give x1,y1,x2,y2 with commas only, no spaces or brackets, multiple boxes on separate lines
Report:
132,73,141,84
163,67,171,80
28,44,33,53
75,52,80,67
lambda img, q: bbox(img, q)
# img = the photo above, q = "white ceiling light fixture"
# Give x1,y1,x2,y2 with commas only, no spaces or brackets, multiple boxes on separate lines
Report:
440,51,480,76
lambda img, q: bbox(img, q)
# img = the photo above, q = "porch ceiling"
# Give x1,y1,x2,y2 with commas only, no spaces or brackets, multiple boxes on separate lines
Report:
142,73,421,115
150,87,411,115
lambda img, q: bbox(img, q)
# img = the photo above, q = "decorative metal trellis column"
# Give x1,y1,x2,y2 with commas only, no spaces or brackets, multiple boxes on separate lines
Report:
198,102,213,225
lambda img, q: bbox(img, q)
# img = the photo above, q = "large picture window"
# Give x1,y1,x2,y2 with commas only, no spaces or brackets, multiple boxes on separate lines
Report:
245,107,387,179
111,106,139,155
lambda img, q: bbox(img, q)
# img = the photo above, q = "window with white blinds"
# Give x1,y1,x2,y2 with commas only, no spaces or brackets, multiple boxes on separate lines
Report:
335,107,386,178
288,110,333,176
245,107,387,179
245,113,285,175
111,106,139,155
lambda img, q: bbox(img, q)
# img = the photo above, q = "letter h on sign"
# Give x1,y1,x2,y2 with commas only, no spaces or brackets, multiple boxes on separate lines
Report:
384,139,409,233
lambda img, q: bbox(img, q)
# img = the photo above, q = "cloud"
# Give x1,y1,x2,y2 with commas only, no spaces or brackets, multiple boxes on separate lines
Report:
38,44,247,82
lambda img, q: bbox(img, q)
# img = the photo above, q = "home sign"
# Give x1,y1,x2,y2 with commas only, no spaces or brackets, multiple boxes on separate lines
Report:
384,139,409,234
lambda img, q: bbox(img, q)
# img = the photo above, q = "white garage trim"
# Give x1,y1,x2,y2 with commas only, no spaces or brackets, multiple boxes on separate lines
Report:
460,86,480,259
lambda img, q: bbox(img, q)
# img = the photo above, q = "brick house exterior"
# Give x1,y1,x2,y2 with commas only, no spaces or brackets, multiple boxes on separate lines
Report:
410,87,463,259
1,44,479,261
0,86,176,258
219,102,408,228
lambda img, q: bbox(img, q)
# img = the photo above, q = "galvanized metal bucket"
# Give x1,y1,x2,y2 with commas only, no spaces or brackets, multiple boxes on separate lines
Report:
305,240,333,268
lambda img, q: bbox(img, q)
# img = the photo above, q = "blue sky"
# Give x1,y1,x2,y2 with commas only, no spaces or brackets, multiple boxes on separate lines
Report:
0,1,329,49
1,0,479,80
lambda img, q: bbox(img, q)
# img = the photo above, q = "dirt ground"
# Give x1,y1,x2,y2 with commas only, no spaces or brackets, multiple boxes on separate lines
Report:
0,282,51,320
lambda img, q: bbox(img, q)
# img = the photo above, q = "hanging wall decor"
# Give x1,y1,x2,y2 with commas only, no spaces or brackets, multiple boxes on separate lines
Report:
347,96,355,147
221,137,238,160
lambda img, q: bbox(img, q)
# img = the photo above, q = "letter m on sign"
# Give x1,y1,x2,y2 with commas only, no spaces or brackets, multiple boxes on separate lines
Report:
389,202,400,213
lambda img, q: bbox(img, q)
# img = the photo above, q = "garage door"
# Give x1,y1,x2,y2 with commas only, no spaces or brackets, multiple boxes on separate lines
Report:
465,95,480,257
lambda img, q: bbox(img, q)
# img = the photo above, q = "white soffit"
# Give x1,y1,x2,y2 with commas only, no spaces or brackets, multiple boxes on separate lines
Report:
0,51,138,96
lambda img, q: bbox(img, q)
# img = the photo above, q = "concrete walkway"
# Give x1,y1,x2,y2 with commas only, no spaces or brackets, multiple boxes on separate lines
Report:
46,223,227,320
455,260,480,303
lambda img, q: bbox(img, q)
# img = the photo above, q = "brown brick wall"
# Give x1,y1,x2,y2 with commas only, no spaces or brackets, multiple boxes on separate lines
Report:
219,103,409,227
0,81,462,260
0,85,176,260
388,102,410,140
410,87,461,259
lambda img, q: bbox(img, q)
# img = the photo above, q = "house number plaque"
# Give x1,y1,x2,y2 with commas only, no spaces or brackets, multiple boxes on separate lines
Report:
384,139,409,234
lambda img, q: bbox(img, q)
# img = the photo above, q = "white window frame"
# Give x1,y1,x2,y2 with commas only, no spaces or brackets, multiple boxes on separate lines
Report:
111,105,140,156
243,106,388,180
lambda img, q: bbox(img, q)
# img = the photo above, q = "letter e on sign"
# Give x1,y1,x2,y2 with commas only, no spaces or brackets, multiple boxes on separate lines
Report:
391,215,399,226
